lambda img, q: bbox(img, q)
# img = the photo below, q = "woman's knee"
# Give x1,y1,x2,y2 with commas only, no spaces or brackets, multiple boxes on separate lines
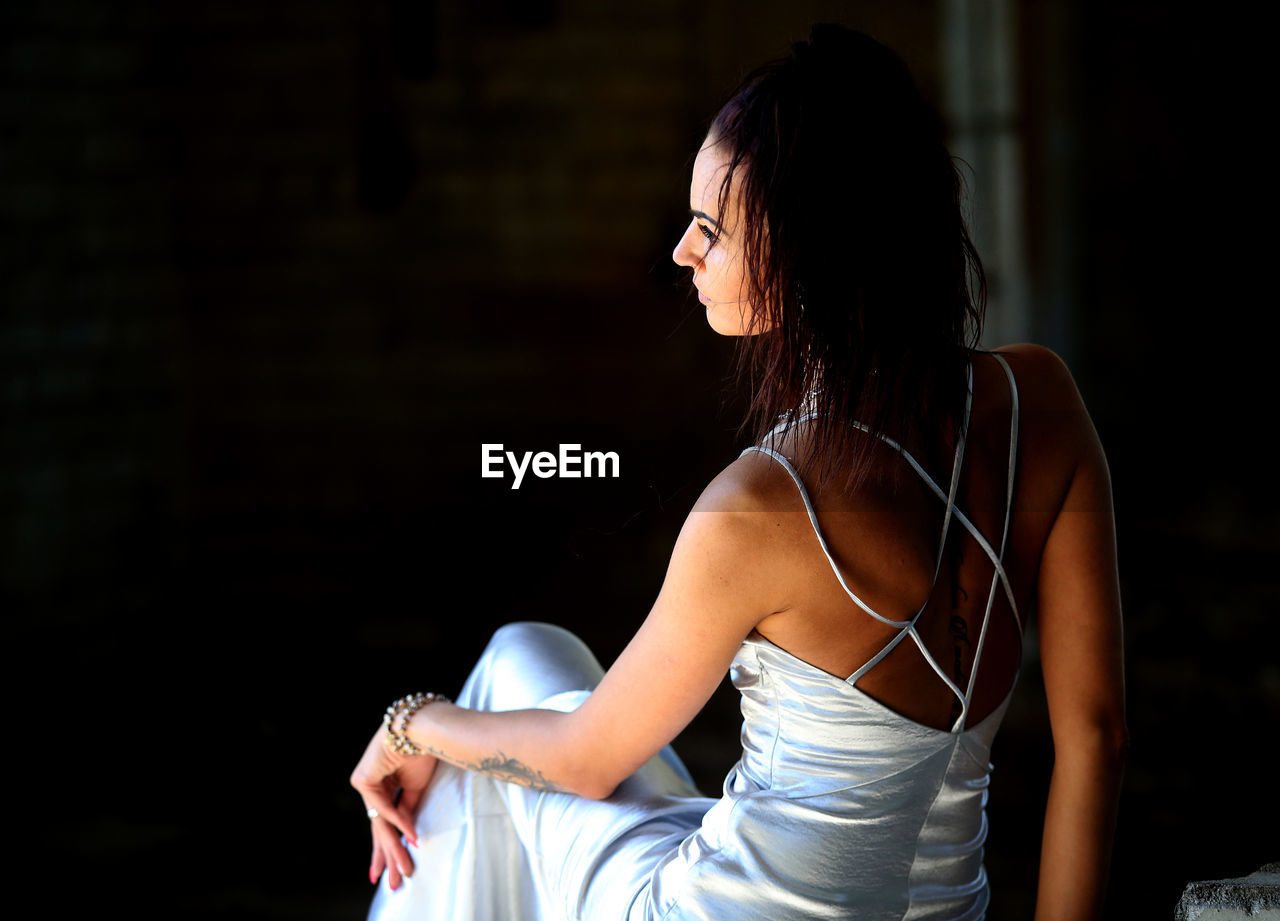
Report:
486,621,592,665
477,621,605,709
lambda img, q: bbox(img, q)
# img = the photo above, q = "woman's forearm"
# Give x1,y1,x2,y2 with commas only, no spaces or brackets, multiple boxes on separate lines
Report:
1033,735,1127,921
404,701,613,799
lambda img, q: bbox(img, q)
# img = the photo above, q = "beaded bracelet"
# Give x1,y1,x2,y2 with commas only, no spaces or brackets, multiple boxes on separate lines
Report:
383,691,450,756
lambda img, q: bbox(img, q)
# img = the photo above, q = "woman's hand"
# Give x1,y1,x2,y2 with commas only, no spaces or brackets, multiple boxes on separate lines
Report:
350,725,439,891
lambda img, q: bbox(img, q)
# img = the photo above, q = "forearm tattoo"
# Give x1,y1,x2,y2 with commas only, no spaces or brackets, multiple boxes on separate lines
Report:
424,745,565,793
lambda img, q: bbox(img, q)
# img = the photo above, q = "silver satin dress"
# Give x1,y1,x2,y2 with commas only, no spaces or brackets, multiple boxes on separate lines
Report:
367,354,1022,921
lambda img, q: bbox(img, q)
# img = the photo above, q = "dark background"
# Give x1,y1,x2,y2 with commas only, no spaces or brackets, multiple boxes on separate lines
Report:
4,1,1276,918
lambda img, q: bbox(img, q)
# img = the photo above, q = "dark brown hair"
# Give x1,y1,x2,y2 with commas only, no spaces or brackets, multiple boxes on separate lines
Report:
704,23,986,492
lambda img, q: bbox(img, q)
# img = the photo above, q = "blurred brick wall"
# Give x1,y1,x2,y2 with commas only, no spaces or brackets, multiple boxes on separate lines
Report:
3,2,1275,919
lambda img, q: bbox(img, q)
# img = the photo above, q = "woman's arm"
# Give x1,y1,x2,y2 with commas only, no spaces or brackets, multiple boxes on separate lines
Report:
396,465,791,799
353,456,794,837
352,465,788,888
1030,352,1129,921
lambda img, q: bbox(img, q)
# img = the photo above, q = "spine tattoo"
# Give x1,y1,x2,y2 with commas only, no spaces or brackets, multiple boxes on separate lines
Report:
947,541,971,725
949,615,971,725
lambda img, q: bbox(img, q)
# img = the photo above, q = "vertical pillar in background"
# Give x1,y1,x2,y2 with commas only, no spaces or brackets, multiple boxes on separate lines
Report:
941,0,1030,350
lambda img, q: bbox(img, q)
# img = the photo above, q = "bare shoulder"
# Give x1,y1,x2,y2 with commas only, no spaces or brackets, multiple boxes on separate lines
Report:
992,343,1085,409
991,343,1100,454
655,449,813,628
692,447,810,516
990,343,1112,542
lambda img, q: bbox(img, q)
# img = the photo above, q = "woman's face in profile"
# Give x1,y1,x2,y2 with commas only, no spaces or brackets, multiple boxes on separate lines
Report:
672,135,768,336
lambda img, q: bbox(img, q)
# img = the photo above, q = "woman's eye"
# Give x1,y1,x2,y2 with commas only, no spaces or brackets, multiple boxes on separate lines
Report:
698,223,717,243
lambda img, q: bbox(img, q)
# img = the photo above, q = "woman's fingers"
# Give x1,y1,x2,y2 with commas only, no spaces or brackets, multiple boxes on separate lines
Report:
373,833,402,891
374,819,415,889
364,791,418,890
384,841,402,891
362,789,420,848
354,725,434,890
384,819,416,876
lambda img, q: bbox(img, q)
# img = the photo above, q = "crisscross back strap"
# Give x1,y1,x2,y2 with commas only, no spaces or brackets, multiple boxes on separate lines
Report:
739,354,1021,732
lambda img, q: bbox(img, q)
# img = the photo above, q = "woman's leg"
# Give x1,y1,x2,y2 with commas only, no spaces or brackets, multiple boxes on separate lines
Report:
456,620,608,713
480,626,712,921
367,622,600,921
367,622,711,921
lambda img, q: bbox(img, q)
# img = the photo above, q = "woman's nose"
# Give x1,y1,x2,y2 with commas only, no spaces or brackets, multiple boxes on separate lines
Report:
672,223,699,269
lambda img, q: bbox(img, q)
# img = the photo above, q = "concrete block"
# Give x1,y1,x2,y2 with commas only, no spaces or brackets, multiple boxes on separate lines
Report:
1176,863,1280,920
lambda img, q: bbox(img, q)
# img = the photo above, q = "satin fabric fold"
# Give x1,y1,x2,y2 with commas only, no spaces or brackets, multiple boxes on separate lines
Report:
367,625,1011,921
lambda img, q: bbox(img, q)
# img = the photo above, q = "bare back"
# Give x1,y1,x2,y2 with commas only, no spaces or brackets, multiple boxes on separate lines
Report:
736,346,1083,732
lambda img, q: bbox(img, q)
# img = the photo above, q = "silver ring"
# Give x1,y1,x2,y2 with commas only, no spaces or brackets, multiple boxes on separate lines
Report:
367,807,379,820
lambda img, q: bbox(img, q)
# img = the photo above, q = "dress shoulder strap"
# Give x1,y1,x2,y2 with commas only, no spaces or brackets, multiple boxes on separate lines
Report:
737,362,974,629
739,354,1023,732
739,444,915,628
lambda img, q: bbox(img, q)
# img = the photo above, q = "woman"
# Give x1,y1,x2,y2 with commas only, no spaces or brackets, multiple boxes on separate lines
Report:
351,24,1128,921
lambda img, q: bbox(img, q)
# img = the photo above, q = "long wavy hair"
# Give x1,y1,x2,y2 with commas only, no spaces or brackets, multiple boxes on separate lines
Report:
704,24,986,493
